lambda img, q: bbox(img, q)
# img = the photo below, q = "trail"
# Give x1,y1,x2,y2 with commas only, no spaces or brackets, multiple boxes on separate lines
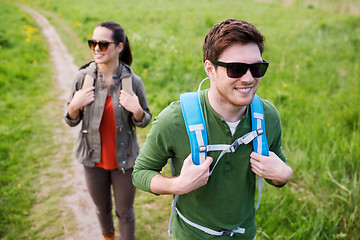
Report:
21,6,103,240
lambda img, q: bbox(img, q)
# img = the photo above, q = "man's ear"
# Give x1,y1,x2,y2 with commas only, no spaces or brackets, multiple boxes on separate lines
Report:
204,60,216,79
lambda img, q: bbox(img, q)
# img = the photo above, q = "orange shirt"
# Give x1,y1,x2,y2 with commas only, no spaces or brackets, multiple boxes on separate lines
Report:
95,96,118,170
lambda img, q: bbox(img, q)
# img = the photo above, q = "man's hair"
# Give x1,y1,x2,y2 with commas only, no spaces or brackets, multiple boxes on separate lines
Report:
203,19,265,62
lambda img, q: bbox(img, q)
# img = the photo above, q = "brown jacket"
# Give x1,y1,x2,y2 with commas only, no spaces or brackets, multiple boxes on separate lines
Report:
64,62,151,171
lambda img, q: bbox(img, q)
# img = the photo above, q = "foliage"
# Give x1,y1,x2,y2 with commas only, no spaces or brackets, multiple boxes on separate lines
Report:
0,2,75,239
1,0,359,239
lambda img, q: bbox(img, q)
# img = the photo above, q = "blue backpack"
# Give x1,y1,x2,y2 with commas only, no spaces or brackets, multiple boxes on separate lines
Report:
168,78,269,236
180,84,268,165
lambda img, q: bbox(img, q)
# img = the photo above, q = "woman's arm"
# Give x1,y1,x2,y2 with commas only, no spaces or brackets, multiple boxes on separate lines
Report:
120,75,152,127
67,86,95,120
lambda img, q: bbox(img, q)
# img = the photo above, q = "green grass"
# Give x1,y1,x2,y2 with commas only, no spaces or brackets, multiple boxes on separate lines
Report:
0,2,50,238
1,0,359,239
0,1,77,239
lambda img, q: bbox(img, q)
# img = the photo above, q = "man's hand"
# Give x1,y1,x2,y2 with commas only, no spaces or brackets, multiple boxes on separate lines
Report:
250,151,292,186
150,154,213,195
176,154,213,194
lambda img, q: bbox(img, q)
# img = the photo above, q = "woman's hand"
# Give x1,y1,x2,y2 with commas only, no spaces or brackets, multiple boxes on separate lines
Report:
67,86,95,119
119,89,144,121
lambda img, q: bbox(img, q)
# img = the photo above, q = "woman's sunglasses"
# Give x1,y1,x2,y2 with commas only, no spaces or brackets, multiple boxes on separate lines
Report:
210,60,269,78
87,40,115,51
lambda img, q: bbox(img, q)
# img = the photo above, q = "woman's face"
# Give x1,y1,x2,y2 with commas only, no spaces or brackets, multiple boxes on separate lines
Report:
90,26,123,65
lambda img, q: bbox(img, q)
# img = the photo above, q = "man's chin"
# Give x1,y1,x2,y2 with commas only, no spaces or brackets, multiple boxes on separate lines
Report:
234,93,255,106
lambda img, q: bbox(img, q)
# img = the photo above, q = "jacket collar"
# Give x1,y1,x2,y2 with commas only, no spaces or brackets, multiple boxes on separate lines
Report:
113,62,131,87
83,61,132,85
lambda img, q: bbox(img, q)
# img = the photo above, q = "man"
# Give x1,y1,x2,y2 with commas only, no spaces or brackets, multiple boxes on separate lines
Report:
132,19,292,240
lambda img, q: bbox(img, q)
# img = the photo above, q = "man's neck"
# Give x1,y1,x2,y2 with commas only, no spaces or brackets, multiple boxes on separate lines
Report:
208,88,247,122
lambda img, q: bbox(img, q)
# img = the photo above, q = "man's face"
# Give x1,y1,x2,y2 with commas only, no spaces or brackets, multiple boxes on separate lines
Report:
210,42,263,108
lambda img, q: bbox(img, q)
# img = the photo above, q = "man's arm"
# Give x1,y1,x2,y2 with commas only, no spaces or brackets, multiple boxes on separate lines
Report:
150,154,213,195
249,151,292,186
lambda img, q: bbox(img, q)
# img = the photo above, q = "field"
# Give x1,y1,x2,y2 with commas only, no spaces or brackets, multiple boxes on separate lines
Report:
0,0,359,239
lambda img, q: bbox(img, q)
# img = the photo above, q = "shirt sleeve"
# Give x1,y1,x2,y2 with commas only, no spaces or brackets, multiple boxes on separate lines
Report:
262,99,287,162
132,102,180,193
64,71,84,127
263,99,288,187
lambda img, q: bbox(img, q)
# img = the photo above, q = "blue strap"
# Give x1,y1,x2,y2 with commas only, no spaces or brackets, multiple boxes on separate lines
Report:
172,90,270,236
250,94,269,156
180,92,208,165
250,94,269,210
181,92,268,165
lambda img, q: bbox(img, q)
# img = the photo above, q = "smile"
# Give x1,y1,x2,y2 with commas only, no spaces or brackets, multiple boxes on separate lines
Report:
94,53,104,58
235,87,251,93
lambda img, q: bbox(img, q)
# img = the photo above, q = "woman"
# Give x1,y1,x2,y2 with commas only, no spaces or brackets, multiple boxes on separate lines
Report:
64,21,152,240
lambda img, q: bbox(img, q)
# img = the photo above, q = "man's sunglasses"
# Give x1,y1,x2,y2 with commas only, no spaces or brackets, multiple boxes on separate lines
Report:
87,40,115,51
210,60,269,78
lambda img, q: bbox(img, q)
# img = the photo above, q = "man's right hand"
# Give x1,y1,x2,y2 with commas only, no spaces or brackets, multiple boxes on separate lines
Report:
176,154,213,194
149,154,213,195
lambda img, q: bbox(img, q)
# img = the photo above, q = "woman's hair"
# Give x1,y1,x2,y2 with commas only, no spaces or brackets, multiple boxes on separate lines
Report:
203,19,265,62
97,21,133,66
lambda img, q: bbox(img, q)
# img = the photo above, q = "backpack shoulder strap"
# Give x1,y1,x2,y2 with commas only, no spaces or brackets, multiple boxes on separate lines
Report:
250,94,269,210
179,93,269,165
180,91,208,165
250,94,269,156
170,91,269,236
122,75,133,94
81,74,95,89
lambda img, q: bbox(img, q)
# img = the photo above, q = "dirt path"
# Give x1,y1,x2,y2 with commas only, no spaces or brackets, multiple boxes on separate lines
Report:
21,6,103,240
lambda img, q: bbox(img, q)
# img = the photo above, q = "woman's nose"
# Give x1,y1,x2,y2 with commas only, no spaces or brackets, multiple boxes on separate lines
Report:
94,43,101,51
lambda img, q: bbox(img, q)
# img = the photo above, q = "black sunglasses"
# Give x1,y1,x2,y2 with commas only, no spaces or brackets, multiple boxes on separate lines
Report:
88,39,115,51
210,60,269,78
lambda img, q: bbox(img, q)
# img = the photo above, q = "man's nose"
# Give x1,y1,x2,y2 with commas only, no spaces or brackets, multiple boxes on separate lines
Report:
240,69,255,82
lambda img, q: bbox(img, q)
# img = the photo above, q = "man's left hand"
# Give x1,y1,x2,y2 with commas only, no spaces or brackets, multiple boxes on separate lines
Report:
250,151,292,186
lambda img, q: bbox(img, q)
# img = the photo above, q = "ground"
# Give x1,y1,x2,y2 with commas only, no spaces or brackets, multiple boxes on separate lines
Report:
22,6,103,240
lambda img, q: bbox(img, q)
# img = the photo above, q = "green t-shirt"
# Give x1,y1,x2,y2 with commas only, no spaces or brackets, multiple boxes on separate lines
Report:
133,90,287,240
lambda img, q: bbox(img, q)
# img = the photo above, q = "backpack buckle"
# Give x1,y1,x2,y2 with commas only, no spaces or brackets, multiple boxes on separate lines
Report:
256,128,263,136
199,145,207,153
221,229,235,236
229,141,240,152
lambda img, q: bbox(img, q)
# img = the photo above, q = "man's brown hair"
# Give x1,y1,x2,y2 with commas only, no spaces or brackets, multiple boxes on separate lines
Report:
203,19,265,62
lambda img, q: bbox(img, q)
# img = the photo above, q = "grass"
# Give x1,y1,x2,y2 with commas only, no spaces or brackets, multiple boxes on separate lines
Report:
0,2,49,238
1,0,359,239
0,1,77,239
